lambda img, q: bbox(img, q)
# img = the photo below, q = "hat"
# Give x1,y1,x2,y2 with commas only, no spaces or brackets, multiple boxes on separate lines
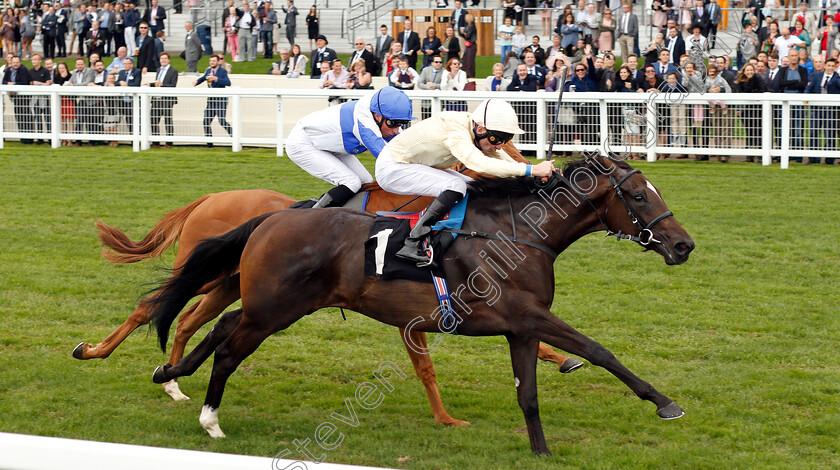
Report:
316,34,328,44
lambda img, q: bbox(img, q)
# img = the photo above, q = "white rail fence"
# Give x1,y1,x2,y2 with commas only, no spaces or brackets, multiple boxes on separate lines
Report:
2,86,839,169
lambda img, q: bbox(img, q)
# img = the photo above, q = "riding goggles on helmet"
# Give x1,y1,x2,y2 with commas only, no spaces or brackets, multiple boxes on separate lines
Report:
485,130,515,145
384,119,412,129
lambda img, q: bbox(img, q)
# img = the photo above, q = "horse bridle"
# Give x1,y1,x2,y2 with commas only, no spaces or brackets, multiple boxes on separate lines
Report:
557,168,673,248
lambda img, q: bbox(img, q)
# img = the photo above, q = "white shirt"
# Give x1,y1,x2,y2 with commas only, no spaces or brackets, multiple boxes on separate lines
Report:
774,35,805,59
157,65,169,82
239,11,253,29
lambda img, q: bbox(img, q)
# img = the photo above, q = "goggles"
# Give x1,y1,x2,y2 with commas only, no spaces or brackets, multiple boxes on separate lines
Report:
384,119,412,129
485,130,514,145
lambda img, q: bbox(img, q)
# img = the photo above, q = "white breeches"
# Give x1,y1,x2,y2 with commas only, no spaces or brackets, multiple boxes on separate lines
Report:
124,27,137,55
285,123,373,192
375,147,473,197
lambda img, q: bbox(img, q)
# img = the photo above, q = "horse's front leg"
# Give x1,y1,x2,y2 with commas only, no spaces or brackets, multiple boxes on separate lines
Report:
507,334,551,456
526,308,684,420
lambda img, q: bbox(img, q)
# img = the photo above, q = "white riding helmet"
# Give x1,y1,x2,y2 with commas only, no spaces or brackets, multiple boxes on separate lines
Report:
471,99,525,135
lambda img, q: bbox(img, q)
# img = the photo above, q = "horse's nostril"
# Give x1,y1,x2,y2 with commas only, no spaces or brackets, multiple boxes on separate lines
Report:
674,240,694,255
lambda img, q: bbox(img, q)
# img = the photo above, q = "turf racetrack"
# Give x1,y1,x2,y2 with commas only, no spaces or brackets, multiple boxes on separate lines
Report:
1,144,838,469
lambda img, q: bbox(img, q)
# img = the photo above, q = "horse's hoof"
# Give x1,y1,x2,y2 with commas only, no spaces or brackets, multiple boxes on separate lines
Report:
72,342,87,360
657,401,685,420
559,357,584,374
442,418,470,427
163,380,191,401
152,364,171,384
200,405,226,438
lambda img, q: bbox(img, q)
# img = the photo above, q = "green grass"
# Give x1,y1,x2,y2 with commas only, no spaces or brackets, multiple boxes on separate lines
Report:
1,145,839,469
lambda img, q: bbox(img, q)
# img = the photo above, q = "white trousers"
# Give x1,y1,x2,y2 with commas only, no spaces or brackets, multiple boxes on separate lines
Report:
124,27,137,55
285,123,373,192
375,147,472,197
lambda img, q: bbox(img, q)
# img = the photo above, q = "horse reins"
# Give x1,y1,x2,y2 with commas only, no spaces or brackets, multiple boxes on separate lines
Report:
557,168,674,248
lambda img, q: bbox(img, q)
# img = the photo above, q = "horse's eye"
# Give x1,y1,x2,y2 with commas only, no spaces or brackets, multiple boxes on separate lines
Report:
633,194,645,202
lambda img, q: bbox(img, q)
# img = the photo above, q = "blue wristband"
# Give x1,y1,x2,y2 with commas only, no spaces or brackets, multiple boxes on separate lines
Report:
525,164,532,176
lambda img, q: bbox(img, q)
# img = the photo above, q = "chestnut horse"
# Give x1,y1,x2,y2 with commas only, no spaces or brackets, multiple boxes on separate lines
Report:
75,144,579,427
147,156,694,454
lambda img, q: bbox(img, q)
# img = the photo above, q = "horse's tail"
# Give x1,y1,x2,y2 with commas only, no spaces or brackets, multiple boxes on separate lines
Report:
145,212,276,352
96,194,213,264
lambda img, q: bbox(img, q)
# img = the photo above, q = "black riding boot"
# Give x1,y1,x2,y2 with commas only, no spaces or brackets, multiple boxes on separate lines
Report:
396,190,462,266
312,185,356,208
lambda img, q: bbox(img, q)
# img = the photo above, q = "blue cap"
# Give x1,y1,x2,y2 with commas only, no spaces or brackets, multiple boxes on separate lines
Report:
369,87,416,121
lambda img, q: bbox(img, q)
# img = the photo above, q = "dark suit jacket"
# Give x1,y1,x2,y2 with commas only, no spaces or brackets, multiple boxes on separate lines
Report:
506,73,539,91
374,34,394,63
310,47,338,77
396,30,421,69
804,71,840,94
143,6,167,28
348,48,377,74
450,8,469,32
690,8,710,32
41,13,57,36
153,65,179,105
2,66,31,85
196,66,231,88
765,68,782,92
136,33,158,72
86,28,106,56
118,68,142,87
665,35,685,64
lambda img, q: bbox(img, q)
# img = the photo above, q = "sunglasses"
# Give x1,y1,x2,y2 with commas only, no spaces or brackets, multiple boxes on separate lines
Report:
486,130,514,145
433,60,443,63
385,119,411,129
575,68,585,72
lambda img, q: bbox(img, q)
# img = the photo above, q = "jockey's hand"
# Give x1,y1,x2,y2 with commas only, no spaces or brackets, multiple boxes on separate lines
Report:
531,160,555,177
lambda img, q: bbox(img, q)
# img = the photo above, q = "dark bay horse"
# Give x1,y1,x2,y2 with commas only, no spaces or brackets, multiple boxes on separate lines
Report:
75,143,578,426
146,156,694,454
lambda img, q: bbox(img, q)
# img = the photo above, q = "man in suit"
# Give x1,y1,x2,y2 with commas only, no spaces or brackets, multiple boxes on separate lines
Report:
40,6,58,59
56,3,70,57
62,57,95,146
654,49,679,79
417,56,445,118
260,1,277,58
310,34,337,78
779,52,809,157
690,0,710,37
521,50,548,89
184,21,203,73
269,48,291,74
804,57,840,163
707,0,722,48
86,21,106,58
450,0,468,39
97,2,114,56
625,54,646,86
194,55,233,146
616,2,638,61
2,56,33,144
665,27,685,65
147,52,178,148
143,0,166,36
397,19,421,70
348,38,377,74
281,0,298,47
135,21,157,73
765,54,782,90
714,56,736,88
374,25,393,75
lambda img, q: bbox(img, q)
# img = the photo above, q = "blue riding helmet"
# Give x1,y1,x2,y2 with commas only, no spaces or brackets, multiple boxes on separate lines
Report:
369,87,417,122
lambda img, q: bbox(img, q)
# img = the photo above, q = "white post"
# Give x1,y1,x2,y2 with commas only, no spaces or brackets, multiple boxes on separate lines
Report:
645,98,658,162
276,95,284,157
536,96,547,160
0,91,5,150
231,90,242,152
761,100,772,166
780,101,790,169
132,93,141,152
50,91,60,148
140,92,151,150
598,99,609,157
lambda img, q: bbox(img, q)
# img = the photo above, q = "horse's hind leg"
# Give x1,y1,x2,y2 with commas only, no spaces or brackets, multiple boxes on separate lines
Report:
162,280,242,401
73,303,152,360
537,344,584,374
153,309,243,385
507,334,550,455
400,328,469,426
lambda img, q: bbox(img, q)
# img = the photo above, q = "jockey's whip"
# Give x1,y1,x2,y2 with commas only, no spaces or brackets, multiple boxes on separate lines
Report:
546,64,570,160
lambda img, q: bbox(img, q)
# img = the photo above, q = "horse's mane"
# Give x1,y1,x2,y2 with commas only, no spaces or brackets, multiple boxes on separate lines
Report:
466,156,632,198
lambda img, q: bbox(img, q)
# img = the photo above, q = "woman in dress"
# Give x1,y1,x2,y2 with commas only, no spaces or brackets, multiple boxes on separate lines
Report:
762,21,779,53
1,9,18,56
598,9,616,53
224,6,240,62
306,5,319,51
672,0,692,35
19,9,34,60
421,26,441,68
733,63,767,159
441,26,461,63
651,0,669,30
461,13,477,78
540,0,553,36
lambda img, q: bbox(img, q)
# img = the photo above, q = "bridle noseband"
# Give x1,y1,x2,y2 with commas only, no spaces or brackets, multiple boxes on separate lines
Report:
558,168,674,248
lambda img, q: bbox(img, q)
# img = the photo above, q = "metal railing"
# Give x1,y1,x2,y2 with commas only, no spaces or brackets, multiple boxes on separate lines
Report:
2,85,838,169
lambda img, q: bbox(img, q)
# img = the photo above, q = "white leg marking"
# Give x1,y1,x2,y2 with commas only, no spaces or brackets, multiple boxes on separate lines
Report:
163,380,191,402
200,405,226,438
